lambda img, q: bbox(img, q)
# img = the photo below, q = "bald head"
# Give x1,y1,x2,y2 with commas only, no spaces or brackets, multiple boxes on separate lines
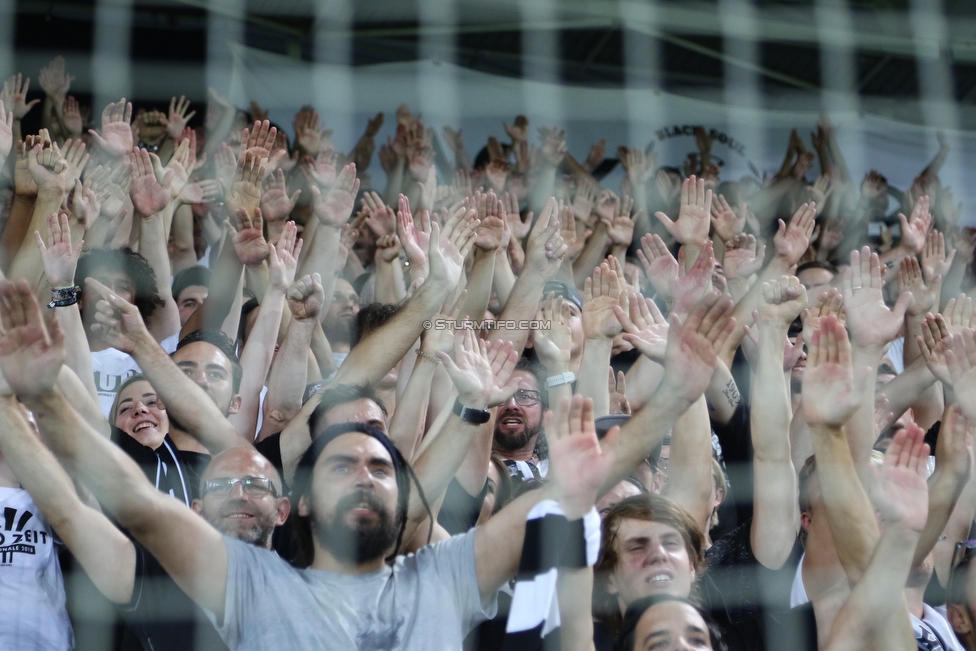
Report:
192,447,289,549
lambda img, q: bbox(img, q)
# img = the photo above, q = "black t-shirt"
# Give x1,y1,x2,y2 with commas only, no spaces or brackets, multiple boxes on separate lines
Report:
116,542,229,651
112,427,192,507
704,520,807,651
254,433,286,491
438,478,489,536
711,403,756,530
253,432,303,564
177,450,212,502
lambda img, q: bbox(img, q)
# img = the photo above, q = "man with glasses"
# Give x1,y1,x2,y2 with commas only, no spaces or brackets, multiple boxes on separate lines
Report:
492,357,549,481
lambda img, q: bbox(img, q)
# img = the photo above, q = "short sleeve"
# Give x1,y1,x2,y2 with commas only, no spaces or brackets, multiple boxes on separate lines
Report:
416,531,498,633
205,536,277,647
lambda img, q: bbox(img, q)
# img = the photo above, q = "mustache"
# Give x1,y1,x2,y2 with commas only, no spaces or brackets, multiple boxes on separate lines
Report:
336,490,389,516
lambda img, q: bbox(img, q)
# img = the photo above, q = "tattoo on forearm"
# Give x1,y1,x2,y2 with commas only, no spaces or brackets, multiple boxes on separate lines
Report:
722,379,740,409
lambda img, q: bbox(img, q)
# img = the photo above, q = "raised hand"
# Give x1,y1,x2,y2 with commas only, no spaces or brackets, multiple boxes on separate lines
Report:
942,295,976,337
898,195,932,255
710,194,745,242
615,292,670,361
670,241,714,318
361,191,396,237
89,99,133,158
34,212,83,289
874,425,930,533
609,369,631,415
654,175,711,247
396,195,431,273
0,280,65,397
311,163,359,228
166,95,196,140
502,192,530,241
70,178,101,230
946,329,976,422
661,291,736,402
437,327,495,409
841,247,913,347
420,292,466,356
533,294,574,369
0,74,40,119
801,287,845,345
87,160,131,221
485,339,519,408
921,229,955,283
936,404,974,481
177,179,221,206
802,315,861,427
582,262,625,340
917,313,952,384
56,138,89,188
286,273,325,322
39,56,73,105
504,115,529,143
84,278,152,354
559,202,591,264
723,233,765,280
472,191,505,251
757,276,807,328
899,256,940,317
304,150,338,188
128,147,171,216
260,168,300,225
229,207,269,267
426,207,478,298
537,126,567,166
546,395,619,519
267,219,302,292
523,198,568,280
773,202,817,266
27,145,70,197
604,194,635,248
223,152,265,220
636,233,678,299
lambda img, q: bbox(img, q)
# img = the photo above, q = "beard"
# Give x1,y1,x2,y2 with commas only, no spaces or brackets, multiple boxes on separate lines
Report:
493,410,541,453
313,490,401,564
206,500,277,547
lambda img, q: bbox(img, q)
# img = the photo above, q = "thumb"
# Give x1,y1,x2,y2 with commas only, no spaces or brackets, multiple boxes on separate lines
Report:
892,292,915,320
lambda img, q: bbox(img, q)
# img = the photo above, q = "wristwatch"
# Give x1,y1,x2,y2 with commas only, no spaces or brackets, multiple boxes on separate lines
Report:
546,371,576,388
453,398,490,424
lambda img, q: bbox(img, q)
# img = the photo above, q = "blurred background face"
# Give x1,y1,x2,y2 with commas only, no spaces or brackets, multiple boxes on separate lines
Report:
631,601,713,651
324,278,359,342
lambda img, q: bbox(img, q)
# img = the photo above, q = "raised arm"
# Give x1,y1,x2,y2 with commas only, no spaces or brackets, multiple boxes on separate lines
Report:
257,273,324,440
824,427,927,651
0,279,229,618
749,276,805,568
474,395,615,600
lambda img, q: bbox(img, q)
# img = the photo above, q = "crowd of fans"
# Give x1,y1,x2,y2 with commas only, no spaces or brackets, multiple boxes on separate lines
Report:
1,54,976,651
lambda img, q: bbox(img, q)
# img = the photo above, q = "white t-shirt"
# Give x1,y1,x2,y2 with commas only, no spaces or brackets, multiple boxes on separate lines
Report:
92,333,180,419
0,487,72,651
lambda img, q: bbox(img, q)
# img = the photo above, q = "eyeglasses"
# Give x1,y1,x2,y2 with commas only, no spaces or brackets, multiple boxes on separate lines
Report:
204,477,278,498
512,389,542,407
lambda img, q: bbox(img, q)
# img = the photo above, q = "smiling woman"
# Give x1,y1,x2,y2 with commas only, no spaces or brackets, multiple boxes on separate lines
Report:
111,374,170,450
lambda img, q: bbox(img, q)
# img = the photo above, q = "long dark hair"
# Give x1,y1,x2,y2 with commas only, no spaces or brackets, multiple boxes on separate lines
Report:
290,422,431,567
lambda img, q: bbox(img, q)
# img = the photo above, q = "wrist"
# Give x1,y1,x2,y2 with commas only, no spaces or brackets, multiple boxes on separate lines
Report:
538,358,570,375
453,397,490,420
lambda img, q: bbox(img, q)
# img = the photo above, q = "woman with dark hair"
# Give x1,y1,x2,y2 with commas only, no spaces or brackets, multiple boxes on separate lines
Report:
615,595,727,651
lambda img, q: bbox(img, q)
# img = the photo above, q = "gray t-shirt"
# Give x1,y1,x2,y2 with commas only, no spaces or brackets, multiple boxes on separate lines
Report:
209,530,496,650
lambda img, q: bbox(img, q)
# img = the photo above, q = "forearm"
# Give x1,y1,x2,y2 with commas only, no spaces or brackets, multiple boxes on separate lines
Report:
879,356,937,432
461,251,495,322
573,224,609,288
935,471,976,585
372,256,406,304
603,383,694,493
7,192,64,284
309,320,338,378
21,389,162,529
849,345,883,483
492,247,516,306
623,355,665,413
387,354,437,460
809,424,879,582
488,273,546,353
257,317,315,440
229,286,285,440
138,212,181,341
0,396,136,604
914,468,967,568
576,338,612,417
409,409,479,531
132,335,247,453
664,396,715,529
557,567,597,651
198,232,244,331
382,158,406,207
170,204,198,273
705,359,739,425
333,280,447,387
1,195,36,268
298,224,341,292
54,304,98,403
528,165,557,214
750,327,799,565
